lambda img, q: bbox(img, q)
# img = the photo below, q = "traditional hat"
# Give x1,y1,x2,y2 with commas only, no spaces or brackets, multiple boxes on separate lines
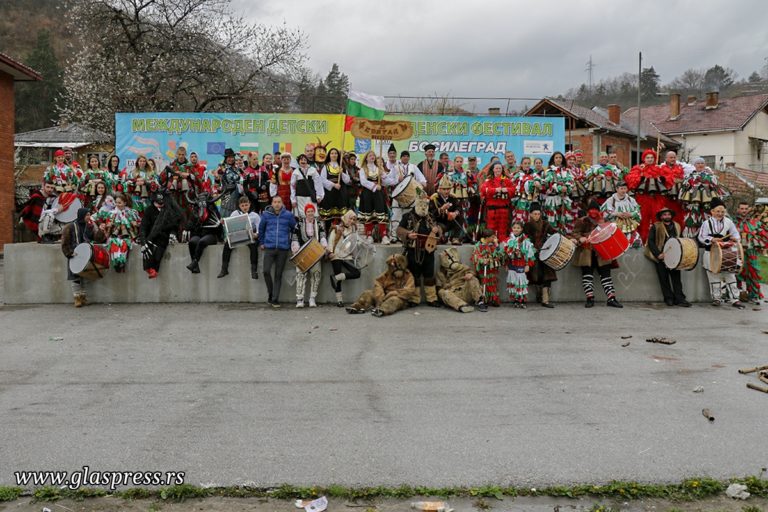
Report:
151,191,165,205
565,151,575,160
54,149,65,157
387,143,396,154
223,148,236,158
423,143,436,152
437,174,452,189
304,203,316,214
529,201,542,212
641,148,657,162
709,197,725,210
573,149,584,156
655,207,675,220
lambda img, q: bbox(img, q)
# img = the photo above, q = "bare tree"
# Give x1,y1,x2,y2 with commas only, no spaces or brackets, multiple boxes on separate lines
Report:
60,0,306,131
667,68,705,94
389,94,471,115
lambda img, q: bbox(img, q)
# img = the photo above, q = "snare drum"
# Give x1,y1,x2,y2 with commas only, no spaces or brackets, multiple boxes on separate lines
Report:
662,237,699,271
53,194,83,223
588,223,629,261
539,233,576,270
709,242,743,274
223,214,255,249
391,175,422,207
291,239,325,273
69,243,110,280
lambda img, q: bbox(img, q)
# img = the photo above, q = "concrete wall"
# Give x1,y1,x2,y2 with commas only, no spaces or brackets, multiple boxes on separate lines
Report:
4,242,714,304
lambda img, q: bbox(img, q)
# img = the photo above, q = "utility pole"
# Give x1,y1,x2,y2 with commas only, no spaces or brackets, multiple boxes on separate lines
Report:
636,51,642,165
585,55,596,94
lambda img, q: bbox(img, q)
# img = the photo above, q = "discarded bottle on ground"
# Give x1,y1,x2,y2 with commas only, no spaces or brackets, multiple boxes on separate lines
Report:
411,501,450,512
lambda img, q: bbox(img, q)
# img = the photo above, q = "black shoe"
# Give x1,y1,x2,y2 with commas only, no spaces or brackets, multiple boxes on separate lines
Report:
607,297,623,308
217,268,229,279
186,260,196,272
336,301,345,308
346,306,365,314
664,298,675,306
270,301,281,309
676,300,692,307
187,260,200,273
585,297,595,308
476,301,488,313
542,302,555,309
251,269,259,280
371,308,384,317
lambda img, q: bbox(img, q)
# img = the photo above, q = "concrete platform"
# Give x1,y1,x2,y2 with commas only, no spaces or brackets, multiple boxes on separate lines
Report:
2,242,712,304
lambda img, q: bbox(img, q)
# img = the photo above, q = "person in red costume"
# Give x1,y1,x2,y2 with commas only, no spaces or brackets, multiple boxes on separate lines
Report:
625,149,667,242
480,162,515,242
658,150,685,220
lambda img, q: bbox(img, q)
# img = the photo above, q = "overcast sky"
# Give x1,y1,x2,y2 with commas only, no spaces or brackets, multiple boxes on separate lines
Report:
234,0,768,112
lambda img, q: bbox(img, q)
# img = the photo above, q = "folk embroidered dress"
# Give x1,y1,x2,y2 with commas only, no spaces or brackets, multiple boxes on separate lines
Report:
503,233,536,304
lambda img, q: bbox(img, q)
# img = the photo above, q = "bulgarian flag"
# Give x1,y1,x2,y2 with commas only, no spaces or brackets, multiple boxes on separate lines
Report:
345,90,386,131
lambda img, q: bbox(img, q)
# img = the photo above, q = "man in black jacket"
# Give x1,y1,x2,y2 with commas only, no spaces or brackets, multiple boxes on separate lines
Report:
645,207,691,307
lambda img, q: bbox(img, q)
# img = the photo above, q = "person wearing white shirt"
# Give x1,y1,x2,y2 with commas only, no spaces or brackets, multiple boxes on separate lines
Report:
697,197,744,308
290,154,324,218
384,150,427,243
319,147,351,232
358,150,391,244
218,196,261,280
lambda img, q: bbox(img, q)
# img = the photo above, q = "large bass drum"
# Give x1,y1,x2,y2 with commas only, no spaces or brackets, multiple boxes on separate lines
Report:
539,233,576,270
662,237,699,271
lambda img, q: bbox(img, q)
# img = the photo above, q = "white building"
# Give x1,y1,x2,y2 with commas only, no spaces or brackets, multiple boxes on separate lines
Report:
624,92,768,172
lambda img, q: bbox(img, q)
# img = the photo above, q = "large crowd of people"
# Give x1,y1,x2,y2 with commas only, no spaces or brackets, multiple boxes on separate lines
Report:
17,142,768,313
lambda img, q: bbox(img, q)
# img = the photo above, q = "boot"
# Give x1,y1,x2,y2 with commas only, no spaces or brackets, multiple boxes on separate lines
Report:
217,264,229,279
80,293,88,306
585,296,595,308
251,266,259,280
186,259,200,273
607,297,623,308
541,287,554,308
74,293,84,308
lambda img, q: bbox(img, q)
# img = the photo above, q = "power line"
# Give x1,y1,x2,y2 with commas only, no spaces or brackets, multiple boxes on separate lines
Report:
586,55,596,93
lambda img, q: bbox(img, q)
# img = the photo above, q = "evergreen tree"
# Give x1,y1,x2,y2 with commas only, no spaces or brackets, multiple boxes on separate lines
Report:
15,30,63,132
639,66,660,100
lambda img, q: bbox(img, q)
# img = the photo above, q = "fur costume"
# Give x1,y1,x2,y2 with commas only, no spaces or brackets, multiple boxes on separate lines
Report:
436,247,482,312
347,254,417,316
397,191,442,305
471,233,504,306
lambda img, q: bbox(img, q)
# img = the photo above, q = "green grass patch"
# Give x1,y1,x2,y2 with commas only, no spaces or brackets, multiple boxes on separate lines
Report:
10,476,768,504
0,486,23,501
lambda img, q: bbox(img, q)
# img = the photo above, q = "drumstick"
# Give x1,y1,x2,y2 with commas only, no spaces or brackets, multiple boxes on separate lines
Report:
747,383,768,394
738,365,768,374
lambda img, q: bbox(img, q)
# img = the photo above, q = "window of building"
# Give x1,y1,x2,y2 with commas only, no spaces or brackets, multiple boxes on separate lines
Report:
702,155,716,169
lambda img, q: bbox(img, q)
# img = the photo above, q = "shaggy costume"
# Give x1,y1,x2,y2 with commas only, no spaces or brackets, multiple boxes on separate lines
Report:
601,190,642,247
542,166,575,234
511,168,544,223
397,192,442,306
435,247,484,313
736,210,768,303
471,232,504,306
479,174,515,242
625,149,668,242
679,167,727,238
346,254,418,317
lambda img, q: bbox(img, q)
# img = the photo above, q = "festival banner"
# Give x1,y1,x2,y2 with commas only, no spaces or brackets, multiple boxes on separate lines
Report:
115,113,564,170
375,114,565,166
115,112,352,171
